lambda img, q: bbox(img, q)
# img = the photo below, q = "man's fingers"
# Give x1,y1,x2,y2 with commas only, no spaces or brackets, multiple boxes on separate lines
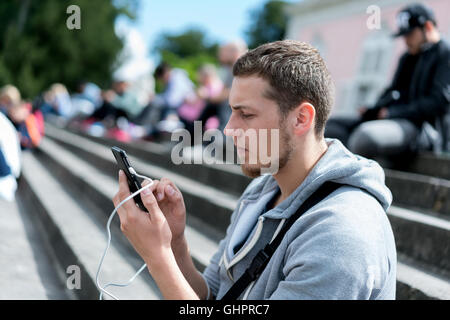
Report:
165,184,179,200
142,178,158,193
141,186,165,221
113,192,129,230
118,170,130,195
156,179,167,201
157,178,180,201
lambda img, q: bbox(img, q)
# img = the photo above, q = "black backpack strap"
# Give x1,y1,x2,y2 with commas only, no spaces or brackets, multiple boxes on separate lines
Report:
220,181,343,300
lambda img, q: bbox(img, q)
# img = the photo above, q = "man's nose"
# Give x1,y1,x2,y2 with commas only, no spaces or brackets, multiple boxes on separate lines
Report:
223,114,237,137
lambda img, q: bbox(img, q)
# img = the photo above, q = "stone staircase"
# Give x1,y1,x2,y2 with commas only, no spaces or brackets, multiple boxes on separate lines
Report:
8,122,450,300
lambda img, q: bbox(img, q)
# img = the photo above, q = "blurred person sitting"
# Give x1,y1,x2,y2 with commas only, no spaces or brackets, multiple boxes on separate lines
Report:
0,112,21,201
177,64,224,135
196,40,248,132
110,79,144,120
325,3,450,166
89,79,143,122
0,85,21,116
42,83,74,120
6,101,43,149
70,81,103,118
135,62,195,131
81,81,103,109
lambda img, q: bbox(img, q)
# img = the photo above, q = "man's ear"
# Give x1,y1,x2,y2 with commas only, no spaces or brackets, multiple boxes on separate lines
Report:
292,102,316,136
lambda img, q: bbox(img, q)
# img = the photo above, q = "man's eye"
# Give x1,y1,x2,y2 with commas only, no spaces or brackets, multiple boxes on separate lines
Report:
241,113,254,119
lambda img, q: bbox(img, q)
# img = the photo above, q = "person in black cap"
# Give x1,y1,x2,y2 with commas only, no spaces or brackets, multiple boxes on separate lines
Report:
325,3,450,166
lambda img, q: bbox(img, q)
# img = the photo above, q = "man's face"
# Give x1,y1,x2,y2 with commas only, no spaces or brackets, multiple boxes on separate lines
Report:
403,27,425,55
224,76,294,177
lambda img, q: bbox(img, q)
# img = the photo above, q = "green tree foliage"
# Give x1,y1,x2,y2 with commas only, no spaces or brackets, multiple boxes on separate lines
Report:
245,0,288,49
155,28,218,59
153,27,219,90
0,0,137,99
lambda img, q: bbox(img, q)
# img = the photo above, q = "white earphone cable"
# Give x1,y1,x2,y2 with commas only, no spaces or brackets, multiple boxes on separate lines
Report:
95,171,154,300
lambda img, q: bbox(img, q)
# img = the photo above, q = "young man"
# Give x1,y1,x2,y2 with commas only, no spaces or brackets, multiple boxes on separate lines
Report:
113,40,396,299
326,3,450,160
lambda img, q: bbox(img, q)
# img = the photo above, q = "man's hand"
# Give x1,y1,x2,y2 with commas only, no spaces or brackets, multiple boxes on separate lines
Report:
142,178,209,299
142,178,187,248
113,170,173,266
112,171,201,300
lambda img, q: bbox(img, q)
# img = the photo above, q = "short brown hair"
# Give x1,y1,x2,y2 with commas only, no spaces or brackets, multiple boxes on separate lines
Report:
232,40,334,137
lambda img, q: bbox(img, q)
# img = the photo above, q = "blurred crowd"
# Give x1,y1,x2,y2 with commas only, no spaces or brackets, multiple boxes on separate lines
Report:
53,40,248,144
0,40,248,201
1,3,449,201
15,40,247,146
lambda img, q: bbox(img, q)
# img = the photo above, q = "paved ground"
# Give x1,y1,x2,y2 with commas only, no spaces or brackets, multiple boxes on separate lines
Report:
0,198,68,299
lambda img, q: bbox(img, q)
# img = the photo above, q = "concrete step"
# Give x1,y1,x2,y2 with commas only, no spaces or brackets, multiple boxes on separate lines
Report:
42,127,450,299
44,126,235,237
388,206,450,277
34,137,219,275
19,151,162,300
385,169,450,217
396,254,450,300
62,125,250,197
405,152,450,181
59,124,450,217
0,197,69,299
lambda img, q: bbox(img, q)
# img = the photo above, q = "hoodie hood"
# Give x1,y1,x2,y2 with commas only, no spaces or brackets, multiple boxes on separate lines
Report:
248,138,393,220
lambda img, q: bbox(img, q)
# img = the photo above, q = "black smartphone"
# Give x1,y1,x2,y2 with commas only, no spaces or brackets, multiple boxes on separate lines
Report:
111,146,148,212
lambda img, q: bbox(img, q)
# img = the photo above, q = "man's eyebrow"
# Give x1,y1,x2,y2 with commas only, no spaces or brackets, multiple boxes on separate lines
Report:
230,105,255,111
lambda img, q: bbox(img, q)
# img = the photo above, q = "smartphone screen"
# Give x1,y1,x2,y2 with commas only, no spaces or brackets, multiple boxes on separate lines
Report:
111,146,148,212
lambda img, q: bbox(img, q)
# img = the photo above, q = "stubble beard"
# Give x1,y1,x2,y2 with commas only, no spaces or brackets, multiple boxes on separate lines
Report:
240,124,294,178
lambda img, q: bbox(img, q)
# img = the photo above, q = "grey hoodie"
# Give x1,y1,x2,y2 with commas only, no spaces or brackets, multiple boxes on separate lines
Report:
202,138,397,300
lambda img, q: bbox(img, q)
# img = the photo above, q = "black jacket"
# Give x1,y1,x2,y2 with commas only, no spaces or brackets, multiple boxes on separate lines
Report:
373,40,450,128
